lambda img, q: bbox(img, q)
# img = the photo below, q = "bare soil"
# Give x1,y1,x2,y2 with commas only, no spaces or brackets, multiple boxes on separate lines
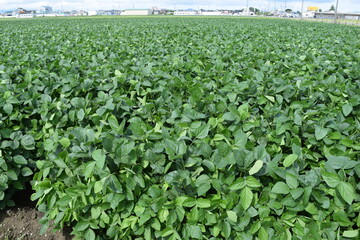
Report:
0,188,73,240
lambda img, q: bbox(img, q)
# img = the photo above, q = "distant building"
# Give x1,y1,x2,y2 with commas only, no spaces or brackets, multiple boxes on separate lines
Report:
302,12,315,18
314,12,360,20
17,14,34,18
200,11,222,16
88,10,97,16
174,10,198,15
122,9,153,15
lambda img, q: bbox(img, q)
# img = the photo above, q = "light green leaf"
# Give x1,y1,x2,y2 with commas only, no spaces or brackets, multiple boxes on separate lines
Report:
228,178,245,190
196,198,211,208
249,160,263,175
271,182,290,194
3,103,13,115
161,227,174,237
283,154,298,167
240,187,253,210
59,137,71,148
84,228,95,240
337,181,355,205
77,109,85,121
343,230,358,238
342,103,353,117
321,171,340,188
195,124,209,139
226,210,238,222
92,149,106,169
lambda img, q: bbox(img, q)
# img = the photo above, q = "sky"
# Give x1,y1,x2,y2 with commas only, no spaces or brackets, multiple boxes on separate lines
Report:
0,0,359,12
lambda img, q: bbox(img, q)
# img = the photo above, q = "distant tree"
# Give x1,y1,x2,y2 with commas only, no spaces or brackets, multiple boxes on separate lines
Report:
249,7,259,13
329,5,335,11
285,9,292,13
319,9,322,12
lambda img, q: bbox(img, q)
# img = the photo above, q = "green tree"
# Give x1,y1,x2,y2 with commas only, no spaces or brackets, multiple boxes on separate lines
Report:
329,5,335,11
285,9,292,13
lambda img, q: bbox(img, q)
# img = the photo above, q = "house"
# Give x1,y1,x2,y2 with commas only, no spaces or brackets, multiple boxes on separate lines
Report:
174,10,198,15
122,9,153,15
17,14,34,18
314,12,360,20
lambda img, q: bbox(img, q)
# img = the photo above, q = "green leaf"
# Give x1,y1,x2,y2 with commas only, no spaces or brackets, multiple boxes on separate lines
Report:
77,109,85,121
92,149,106,169
84,161,96,179
194,124,209,139
21,135,35,149
196,198,211,208
285,173,299,189
321,171,340,188
315,126,328,140
240,187,253,210
246,176,262,188
84,228,95,240
271,182,290,194
3,103,13,115
226,210,238,222
195,174,211,196
59,137,71,148
218,142,231,157
21,167,33,176
343,230,358,238
342,103,353,116
283,154,298,167
325,155,358,169
249,160,263,175
188,225,202,239
161,227,174,237
91,206,101,219
94,181,103,193
221,221,231,238
74,221,90,232
228,178,245,190
337,181,355,205
13,155,27,165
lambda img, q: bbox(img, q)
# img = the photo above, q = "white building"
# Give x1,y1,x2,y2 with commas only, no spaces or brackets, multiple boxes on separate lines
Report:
17,14,34,18
174,10,198,15
122,9,152,15
200,11,222,16
302,12,315,18
36,13,57,17
88,10,97,16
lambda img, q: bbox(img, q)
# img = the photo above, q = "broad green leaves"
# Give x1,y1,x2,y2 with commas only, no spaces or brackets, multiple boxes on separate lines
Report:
1,17,359,240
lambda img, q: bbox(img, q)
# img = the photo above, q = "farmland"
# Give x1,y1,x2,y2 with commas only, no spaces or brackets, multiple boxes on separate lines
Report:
0,17,359,239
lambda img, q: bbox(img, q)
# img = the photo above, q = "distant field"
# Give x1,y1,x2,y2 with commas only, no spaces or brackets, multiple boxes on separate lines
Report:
0,17,359,240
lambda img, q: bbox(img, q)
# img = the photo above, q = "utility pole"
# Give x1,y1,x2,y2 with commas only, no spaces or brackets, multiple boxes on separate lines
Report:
300,0,304,20
274,0,276,12
334,0,339,23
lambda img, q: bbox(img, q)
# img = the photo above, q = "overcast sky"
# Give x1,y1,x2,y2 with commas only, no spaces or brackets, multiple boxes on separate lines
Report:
0,0,359,12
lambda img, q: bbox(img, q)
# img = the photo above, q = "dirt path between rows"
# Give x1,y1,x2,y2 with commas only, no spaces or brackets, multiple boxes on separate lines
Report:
0,188,73,240
0,207,73,240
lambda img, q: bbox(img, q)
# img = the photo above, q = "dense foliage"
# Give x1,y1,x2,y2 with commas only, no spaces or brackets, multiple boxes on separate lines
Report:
0,17,359,239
